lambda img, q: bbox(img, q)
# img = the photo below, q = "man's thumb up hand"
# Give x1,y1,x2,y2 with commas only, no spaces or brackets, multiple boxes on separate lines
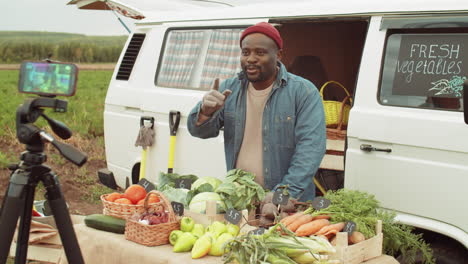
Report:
201,79,231,117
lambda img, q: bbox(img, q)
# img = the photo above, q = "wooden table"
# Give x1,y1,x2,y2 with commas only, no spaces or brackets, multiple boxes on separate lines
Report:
59,224,223,264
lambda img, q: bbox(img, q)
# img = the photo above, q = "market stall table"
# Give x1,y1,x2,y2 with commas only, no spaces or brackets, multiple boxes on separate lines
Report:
59,224,223,264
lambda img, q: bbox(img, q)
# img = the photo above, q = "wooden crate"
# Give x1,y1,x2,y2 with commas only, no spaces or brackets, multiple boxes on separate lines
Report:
183,200,249,227
361,255,399,264
330,220,386,264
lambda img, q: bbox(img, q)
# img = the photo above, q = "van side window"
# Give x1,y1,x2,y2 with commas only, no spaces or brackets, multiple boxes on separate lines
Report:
156,28,242,90
379,31,468,111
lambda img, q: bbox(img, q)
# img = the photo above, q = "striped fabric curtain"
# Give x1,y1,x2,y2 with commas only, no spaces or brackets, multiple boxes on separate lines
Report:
200,29,243,90
157,30,205,88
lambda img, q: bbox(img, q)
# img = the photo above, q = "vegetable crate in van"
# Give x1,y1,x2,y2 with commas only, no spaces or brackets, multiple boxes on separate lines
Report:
329,220,397,264
184,200,251,227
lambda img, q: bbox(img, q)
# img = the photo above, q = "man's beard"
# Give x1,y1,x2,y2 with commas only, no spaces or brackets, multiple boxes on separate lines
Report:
243,65,266,83
247,73,266,83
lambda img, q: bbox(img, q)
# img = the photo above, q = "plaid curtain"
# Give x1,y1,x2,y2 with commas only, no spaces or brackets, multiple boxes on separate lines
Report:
200,29,242,90
157,30,205,88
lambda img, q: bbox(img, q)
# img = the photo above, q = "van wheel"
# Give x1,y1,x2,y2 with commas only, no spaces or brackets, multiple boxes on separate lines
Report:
430,242,468,264
131,163,140,184
396,241,467,264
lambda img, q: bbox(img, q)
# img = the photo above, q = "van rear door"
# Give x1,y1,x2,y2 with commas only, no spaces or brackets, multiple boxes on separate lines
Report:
346,15,468,236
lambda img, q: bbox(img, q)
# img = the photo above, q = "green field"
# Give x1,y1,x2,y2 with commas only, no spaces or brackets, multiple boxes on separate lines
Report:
0,70,110,139
0,31,126,63
0,69,113,208
0,31,127,45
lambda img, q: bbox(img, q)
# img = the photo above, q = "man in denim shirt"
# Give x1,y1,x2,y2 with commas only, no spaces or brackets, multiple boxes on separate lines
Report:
187,22,326,201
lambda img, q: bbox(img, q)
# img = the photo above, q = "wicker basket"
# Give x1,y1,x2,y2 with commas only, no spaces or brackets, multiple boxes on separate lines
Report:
101,194,148,220
124,191,180,246
326,95,351,140
320,81,352,128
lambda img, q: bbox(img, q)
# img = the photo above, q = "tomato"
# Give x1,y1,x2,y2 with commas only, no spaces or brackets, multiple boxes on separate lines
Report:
114,198,133,204
106,192,122,202
136,195,160,205
123,185,147,204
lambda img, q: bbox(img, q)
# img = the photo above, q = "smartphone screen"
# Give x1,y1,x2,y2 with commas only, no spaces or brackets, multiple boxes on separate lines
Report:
18,61,78,96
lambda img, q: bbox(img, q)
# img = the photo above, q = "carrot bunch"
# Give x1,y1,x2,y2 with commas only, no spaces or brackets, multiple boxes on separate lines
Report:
280,207,355,242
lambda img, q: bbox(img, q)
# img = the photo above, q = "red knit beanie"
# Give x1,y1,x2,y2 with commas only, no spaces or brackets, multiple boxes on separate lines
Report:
240,22,283,49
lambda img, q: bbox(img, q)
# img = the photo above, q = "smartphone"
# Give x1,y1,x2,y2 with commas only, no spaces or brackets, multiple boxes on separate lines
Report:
18,61,78,97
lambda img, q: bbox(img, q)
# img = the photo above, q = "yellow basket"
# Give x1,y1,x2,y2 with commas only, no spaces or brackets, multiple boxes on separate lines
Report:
319,81,352,128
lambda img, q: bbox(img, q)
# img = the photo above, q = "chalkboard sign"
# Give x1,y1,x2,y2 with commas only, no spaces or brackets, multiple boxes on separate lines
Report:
224,208,242,225
137,178,156,192
343,221,357,235
175,179,192,190
249,228,266,235
171,201,184,216
272,190,289,205
312,197,331,210
390,33,468,99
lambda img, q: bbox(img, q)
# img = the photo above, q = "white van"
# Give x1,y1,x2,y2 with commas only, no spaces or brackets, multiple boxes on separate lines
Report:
73,0,468,260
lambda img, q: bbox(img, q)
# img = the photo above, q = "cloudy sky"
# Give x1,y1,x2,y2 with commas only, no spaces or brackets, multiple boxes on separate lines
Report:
2,0,134,36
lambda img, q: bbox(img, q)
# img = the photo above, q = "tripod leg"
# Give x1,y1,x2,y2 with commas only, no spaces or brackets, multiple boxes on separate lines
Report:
15,183,36,264
0,170,29,264
0,165,17,217
43,171,84,264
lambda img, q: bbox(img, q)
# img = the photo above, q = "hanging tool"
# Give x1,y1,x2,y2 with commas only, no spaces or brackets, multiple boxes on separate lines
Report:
135,116,155,180
314,177,327,196
168,111,181,173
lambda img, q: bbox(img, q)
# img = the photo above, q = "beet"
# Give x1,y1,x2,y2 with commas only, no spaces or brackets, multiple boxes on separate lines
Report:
259,216,274,227
279,199,295,213
261,202,278,220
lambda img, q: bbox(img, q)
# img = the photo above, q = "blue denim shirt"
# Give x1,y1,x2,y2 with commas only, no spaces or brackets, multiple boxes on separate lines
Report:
187,62,326,201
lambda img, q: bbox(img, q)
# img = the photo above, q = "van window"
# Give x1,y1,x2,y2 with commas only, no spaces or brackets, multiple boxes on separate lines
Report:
156,28,243,90
379,31,468,111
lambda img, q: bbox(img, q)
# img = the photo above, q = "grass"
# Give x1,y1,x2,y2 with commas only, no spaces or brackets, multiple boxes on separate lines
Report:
0,69,113,206
0,31,127,45
0,70,110,139
0,150,14,168
83,185,115,204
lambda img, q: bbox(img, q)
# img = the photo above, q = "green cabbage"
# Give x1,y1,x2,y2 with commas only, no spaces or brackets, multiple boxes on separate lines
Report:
159,185,189,207
189,192,226,214
158,172,198,189
191,176,222,192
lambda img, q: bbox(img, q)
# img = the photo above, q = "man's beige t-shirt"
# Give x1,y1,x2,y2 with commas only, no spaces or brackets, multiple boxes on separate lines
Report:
235,82,273,186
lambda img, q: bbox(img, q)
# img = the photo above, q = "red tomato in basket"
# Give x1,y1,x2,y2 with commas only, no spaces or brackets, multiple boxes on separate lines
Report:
114,198,132,204
123,185,147,204
106,192,122,202
136,195,160,205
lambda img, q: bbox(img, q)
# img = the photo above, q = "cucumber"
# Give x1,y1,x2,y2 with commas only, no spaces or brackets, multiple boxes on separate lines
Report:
84,214,126,234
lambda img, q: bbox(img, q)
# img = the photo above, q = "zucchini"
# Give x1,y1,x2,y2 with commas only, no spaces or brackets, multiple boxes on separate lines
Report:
84,214,126,234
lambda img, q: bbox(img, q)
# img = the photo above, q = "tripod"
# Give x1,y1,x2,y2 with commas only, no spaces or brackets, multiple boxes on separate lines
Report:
0,97,87,264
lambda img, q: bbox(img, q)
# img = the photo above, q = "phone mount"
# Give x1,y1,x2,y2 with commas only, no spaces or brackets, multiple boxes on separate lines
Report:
16,97,86,164
0,96,86,264
18,60,78,97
